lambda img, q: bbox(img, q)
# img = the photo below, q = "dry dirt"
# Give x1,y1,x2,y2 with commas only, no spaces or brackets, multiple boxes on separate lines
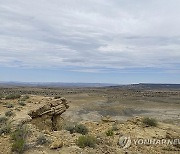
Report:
0,87,180,153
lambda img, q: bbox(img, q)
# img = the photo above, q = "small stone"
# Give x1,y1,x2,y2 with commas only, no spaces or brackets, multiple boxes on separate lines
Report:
50,140,63,149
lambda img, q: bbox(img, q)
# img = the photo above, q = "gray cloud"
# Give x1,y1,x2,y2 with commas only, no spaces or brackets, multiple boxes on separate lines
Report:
0,0,180,72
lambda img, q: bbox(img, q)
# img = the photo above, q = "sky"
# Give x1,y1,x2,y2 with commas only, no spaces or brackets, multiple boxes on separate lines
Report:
0,0,180,84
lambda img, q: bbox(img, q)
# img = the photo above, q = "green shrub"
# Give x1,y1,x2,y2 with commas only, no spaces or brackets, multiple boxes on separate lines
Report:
12,138,25,154
74,124,88,135
5,110,14,117
20,95,29,101
142,117,157,127
18,101,26,106
0,94,4,99
105,129,114,136
0,116,8,124
76,135,96,148
36,134,49,145
6,103,14,108
11,126,28,154
0,124,11,135
65,124,88,135
5,94,21,100
65,125,75,134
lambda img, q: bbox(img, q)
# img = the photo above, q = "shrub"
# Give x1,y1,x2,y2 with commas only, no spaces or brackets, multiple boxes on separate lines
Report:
65,124,88,135
76,135,96,148
36,134,49,145
11,126,28,154
0,116,8,124
0,94,3,100
12,138,25,154
15,108,21,111
105,129,114,136
142,117,157,127
5,110,14,117
65,125,75,134
5,94,21,100
54,96,61,99
0,124,11,135
20,95,29,101
18,101,26,106
6,103,14,108
74,124,88,135
112,124,119,131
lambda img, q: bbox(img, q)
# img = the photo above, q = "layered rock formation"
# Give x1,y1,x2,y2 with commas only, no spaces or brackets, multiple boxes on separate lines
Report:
29,97,69,118
29,97,69,131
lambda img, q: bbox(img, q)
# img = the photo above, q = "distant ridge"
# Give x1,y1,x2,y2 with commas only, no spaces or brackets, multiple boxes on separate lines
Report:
110,83,180,90
107,83,180,90
1,82,180,89
0,81,118,88
130,83,180,89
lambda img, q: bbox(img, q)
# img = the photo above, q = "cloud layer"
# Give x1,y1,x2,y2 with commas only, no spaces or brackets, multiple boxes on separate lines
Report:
0,0,180,73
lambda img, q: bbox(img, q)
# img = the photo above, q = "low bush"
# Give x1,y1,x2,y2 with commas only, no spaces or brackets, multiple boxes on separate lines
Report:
0,124,11,135
105,129,114,136
20,95,29,101
112,124,119,131
0,116,8,124
6,103,14,108
74,124,88,135
11,125,28,154
18,101,26,106
36,134,49,145
15,108,21,111
5,94,21,100
65,125,75,134
142,117,157,127
76,135,96,148
5,110,14,117
65,124,88,135
0,94,3,99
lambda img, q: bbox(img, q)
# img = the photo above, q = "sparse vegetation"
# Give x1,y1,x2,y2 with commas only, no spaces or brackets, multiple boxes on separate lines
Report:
65,125,75,134
74,124,88,135
15,108,21,111
65,124,88,135
20,95,29,101
18,101,26,106
76,135,96,148
6,103,14,108
11,125,28,154
105,129,114,136
0,94,3,99
0,123,11,135
5,110,14,117
112,124,118,131
36,134,49,145
0,86,180,153
5,94,21,100
142,117,157,127
0,116,8,124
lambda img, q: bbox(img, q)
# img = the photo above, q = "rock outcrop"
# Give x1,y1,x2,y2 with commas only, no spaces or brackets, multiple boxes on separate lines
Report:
29,97,69,118
29,97,69,131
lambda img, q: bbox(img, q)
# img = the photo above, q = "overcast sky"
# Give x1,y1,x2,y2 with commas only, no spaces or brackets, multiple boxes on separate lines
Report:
0,0,180,83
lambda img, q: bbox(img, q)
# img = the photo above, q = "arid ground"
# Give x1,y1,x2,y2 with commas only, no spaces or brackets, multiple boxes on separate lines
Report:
1,86,179,124
0,86,180,154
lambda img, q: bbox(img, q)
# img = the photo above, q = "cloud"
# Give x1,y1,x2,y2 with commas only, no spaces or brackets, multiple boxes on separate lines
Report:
0,0,180,72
